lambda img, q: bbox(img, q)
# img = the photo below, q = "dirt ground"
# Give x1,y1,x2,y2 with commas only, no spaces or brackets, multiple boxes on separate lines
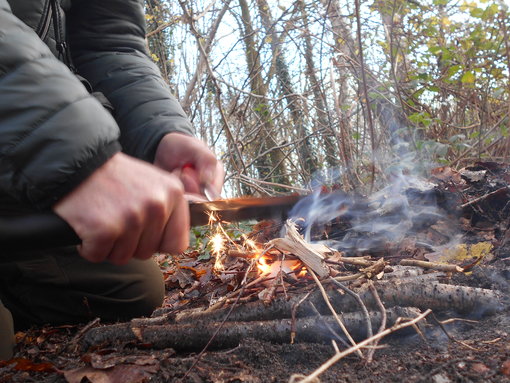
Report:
1,259,508,383
2,164,510,382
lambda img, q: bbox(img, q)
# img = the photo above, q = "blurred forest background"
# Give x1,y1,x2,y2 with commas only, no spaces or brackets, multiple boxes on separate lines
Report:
144,0,510,196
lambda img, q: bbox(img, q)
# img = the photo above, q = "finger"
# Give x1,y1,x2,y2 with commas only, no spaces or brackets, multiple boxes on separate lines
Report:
159,194,190,254
78,235,115,264
193,150,219,184
180,166,201,194
133,200,170,260
184,192,207,203
107,214,144,265
210,161,225,195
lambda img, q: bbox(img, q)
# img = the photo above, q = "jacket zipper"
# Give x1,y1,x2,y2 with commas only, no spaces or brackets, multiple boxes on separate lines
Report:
36,0,53,41
49,0,76,72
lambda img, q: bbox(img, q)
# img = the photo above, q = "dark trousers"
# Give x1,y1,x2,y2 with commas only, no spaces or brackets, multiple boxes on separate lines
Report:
0,246,165,359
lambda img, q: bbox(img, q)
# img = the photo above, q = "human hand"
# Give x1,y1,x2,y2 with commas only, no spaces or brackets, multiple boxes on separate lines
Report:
53,153,189,265
154,133,224,198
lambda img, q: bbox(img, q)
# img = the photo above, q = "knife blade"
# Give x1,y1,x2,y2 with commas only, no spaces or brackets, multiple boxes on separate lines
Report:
0,195,304,252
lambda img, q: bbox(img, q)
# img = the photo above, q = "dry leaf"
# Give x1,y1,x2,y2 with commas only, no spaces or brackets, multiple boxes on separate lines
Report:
471,362,490,374
0,358,55,373
63,363,158,383
501,360,510,376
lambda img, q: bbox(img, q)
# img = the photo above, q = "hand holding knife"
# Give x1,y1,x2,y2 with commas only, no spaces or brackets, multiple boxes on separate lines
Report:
0,195,304,252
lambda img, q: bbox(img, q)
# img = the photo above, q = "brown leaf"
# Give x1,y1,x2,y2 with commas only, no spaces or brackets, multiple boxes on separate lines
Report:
63,363,158,383
471,362,490,374
166,267,194,288
84,352,161,370
501,360,510,376
0,358,55,373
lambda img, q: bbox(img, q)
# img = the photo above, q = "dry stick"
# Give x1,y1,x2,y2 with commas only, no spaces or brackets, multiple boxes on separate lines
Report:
440,318,478,325
328,277,373,341
290,309,432,383
460,187,509,209
238,174,310,193
290,291,312,344
399,259,464,273
330,273,364,282
429,313,479,352
366,282,386,363
181,255,260,381
326,257,374,268
180,283,247,383
308,301,349,349
66,318,100,352
309,270,363,358
208,273,274,312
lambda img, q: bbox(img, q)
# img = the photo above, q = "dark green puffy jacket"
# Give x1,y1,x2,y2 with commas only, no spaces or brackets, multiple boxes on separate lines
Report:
0,0,193,210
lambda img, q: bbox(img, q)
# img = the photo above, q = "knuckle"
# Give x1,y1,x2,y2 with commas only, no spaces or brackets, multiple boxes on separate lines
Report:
145,197,167,220
123,209,144,230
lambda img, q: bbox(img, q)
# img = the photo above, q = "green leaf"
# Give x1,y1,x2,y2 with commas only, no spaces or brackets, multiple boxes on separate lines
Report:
470,7,484,18
428,46,442,55
461,71,476,84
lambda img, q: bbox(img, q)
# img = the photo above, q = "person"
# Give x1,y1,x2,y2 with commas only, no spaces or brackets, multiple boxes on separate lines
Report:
0,0,224,360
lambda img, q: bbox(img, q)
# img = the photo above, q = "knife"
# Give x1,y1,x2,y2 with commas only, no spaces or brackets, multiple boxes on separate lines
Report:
0,195,304,252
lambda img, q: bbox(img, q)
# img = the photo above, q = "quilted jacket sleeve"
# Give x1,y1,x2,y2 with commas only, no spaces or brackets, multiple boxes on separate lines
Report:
67,0,194,163
0,0,121,210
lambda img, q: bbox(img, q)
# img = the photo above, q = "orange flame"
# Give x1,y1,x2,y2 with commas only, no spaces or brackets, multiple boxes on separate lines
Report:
210,232,225,271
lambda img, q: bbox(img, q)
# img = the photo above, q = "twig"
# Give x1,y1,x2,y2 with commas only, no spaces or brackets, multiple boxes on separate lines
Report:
330,273,364,282
460,187,509,208
328,277,373,341
429,313,479,351
399,259,464,273
66,318,100,352
308,302,349,348
290,291,312,344
181,284,247,382
326,256,374,268
366,281,386,363
290,309,432,383
309,269,363,358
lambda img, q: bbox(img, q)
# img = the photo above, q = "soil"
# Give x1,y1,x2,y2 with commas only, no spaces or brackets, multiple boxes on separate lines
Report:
2,163,510,383
1,292,509,383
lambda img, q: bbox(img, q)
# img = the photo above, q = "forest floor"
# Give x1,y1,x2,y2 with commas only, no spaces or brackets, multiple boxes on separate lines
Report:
1,163,510,383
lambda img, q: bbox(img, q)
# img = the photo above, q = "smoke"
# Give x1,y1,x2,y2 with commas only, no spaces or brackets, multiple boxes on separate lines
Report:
288,150,454,254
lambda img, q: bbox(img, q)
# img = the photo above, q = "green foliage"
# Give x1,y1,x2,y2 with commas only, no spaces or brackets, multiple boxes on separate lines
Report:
189,222,256,261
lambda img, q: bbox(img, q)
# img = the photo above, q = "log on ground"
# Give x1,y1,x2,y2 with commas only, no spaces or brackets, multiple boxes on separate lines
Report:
82,307,420,351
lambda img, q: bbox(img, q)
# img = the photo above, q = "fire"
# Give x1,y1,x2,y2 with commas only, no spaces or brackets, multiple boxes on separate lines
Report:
207,211,219,225
257,256,272,274
256,255,306,279
205,217,309,280
210,232,225,271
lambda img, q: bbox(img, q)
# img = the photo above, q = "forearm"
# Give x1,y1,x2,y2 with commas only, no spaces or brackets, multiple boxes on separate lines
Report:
68,0,194,163
0,0,121,210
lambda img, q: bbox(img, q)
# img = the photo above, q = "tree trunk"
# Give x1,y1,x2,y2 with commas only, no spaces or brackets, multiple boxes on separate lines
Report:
255,0,318,182
297,0,340,171
239,0,289,188
321,0,409,150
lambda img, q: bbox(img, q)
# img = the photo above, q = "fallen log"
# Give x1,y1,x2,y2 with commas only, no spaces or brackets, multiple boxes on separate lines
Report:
82,307,420,351
169,281,502,324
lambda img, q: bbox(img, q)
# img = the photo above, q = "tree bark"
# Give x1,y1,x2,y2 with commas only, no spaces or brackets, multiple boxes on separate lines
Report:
238,0,289,187
82,307,420,351
297,0,340,170
321,0,409,149
255,0,318,181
